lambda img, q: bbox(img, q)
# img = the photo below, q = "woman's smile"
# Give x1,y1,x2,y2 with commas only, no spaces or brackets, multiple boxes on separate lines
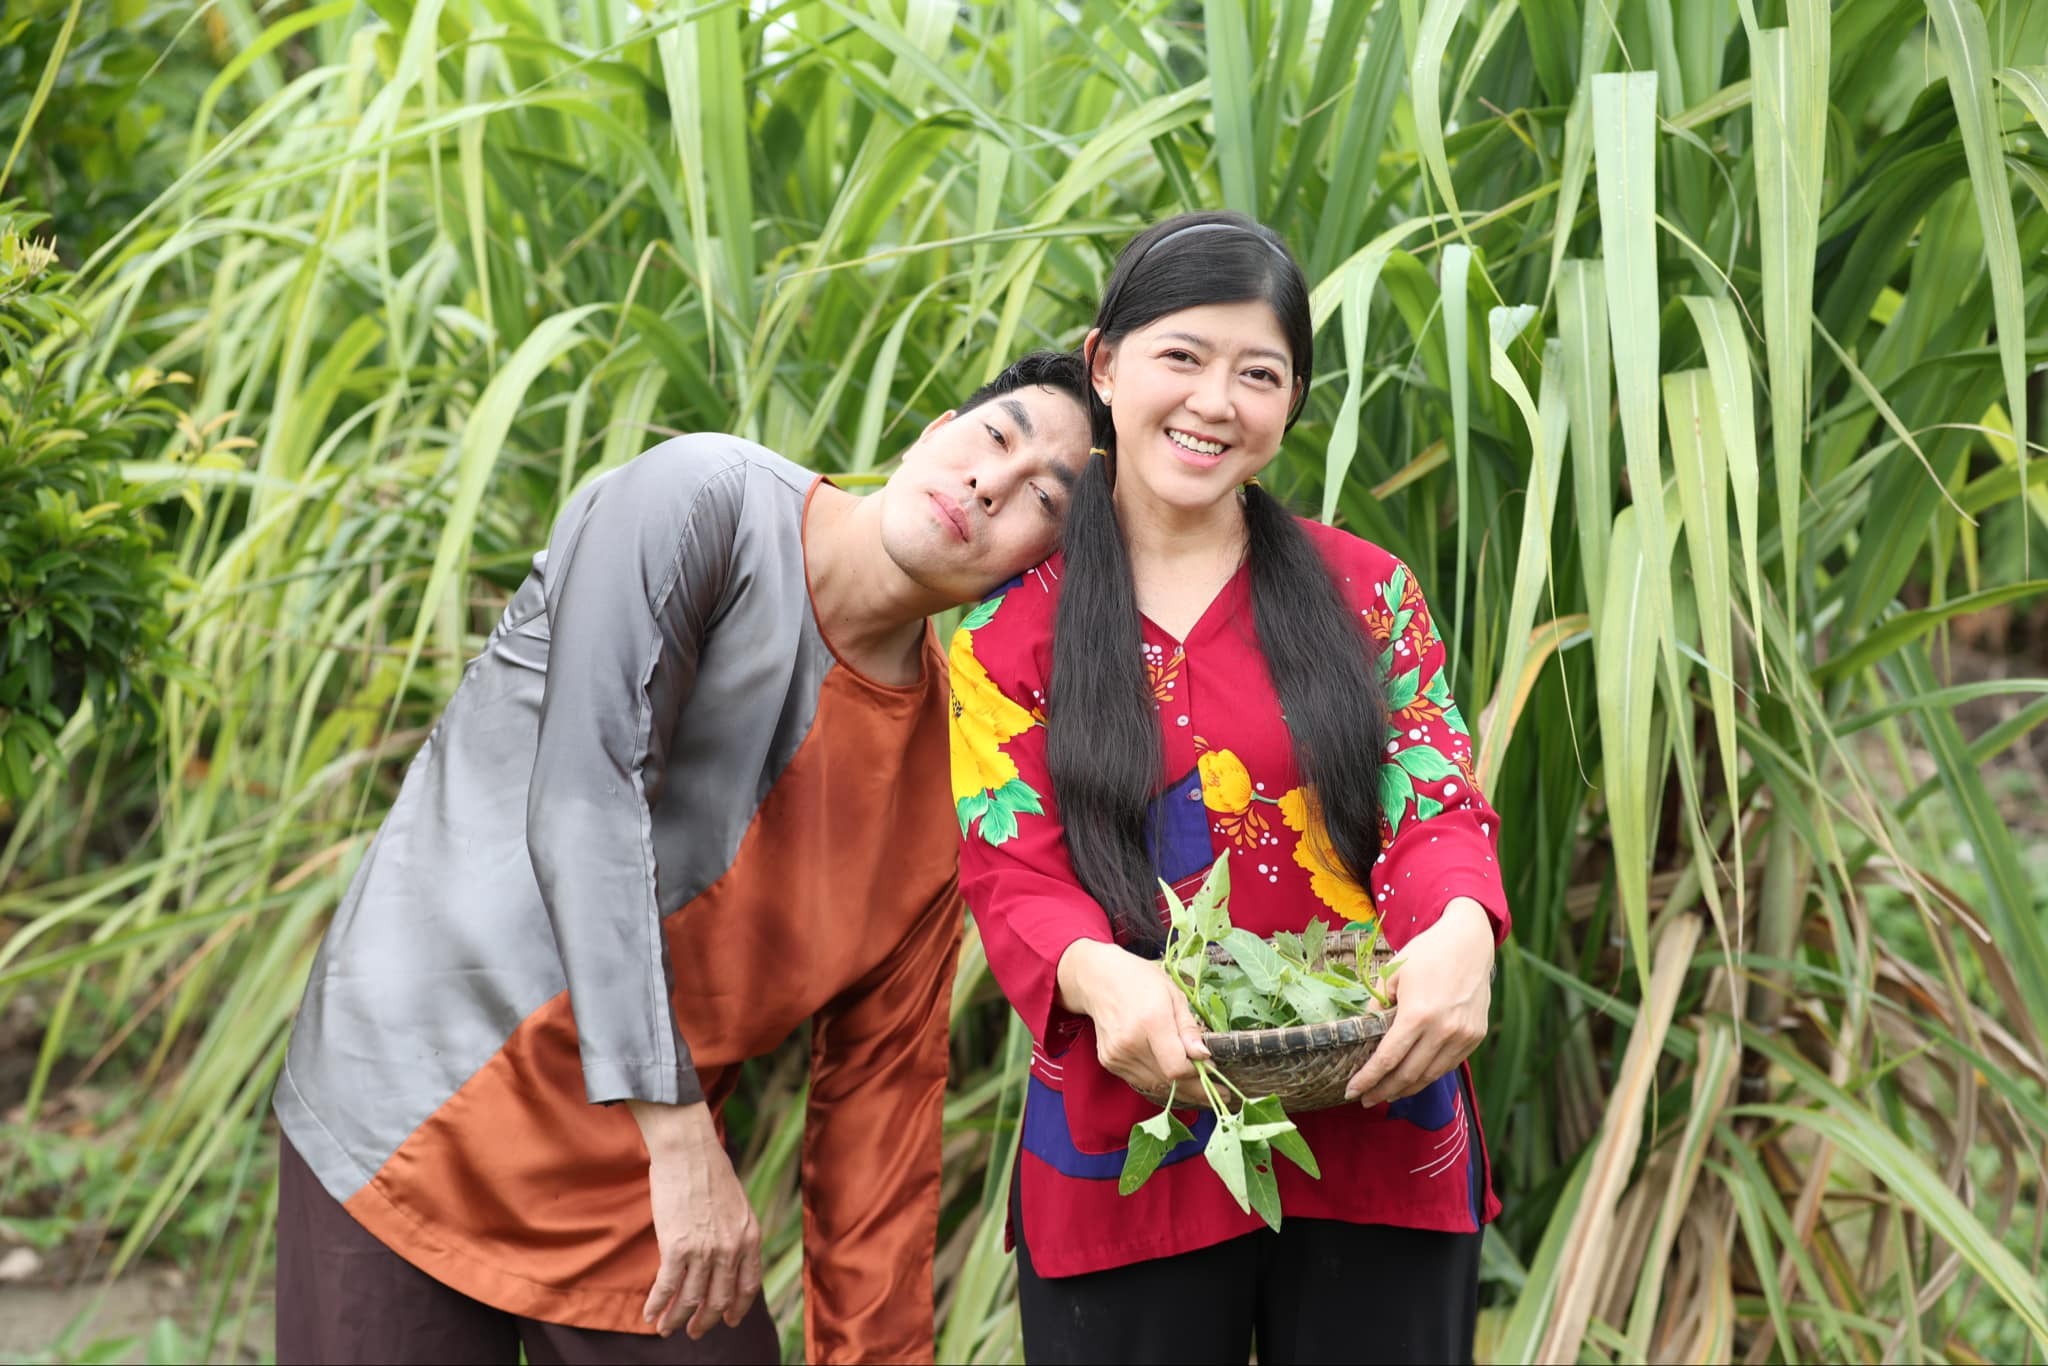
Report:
1164,427,1229,467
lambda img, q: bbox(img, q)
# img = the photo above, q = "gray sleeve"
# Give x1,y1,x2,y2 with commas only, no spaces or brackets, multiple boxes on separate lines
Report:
524,447,746,1107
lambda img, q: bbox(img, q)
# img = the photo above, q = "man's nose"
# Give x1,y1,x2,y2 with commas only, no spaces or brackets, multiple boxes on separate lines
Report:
965,470,1002,513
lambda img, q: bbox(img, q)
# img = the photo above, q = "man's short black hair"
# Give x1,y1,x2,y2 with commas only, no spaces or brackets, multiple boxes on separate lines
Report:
956,349,1087,418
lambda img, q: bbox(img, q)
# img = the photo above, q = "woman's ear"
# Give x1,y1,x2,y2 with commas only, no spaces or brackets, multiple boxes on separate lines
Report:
1084,327,1116,402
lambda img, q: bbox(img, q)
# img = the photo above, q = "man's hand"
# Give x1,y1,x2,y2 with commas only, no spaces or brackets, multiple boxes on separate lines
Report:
1056,939,1211,1102
1345,897,1496,1108
626,1100,763,1339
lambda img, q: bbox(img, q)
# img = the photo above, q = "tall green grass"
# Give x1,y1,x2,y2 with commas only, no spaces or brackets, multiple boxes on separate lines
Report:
5,0,2048,1360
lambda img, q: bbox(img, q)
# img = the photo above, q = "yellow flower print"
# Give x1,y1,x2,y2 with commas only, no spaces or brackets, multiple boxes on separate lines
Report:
948,602,1044,845
1198,749,1254,815
1276,786,1375,923
949,636,1026,798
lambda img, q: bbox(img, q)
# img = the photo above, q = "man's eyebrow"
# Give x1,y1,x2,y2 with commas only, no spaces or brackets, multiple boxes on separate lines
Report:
999,397,1035,440
1160,330,1290,368
1046,459,1077,491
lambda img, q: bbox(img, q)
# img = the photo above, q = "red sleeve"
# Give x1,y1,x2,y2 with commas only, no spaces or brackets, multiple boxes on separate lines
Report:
1355,552,1512,950
949,588,1113,1046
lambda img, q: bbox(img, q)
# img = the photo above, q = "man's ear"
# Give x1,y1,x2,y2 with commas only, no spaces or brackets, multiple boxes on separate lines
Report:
917,408,957,443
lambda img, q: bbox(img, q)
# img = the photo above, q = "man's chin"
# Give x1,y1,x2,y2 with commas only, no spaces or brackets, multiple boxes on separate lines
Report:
896,555,1028,609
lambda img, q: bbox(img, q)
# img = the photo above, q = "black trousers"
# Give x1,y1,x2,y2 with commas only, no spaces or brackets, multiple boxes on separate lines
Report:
274,1137,779,1365
1014,1179,1482,1365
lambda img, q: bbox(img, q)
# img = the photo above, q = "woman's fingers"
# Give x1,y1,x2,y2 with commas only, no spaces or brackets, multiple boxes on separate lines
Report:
1097,969,1208,1096
1345,1005,1420,1103
1349,1006,1487,1106
1172,990,1212,1061
1147,1016,1199,1088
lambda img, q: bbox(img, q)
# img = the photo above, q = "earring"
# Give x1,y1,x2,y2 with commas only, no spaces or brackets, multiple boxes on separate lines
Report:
1098,388,1112,404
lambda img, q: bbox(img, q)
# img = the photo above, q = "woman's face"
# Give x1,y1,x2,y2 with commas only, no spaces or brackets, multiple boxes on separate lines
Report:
1088,299,1299,518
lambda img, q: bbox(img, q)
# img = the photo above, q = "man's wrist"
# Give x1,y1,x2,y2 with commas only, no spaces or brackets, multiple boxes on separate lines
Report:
626,1098,715,1159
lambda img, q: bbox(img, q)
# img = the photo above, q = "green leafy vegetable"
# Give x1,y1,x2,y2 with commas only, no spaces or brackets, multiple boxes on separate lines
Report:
1116,855,1389,1225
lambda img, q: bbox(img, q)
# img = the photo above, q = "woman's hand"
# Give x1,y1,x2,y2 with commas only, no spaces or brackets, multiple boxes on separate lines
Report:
1056,939,1212,1103
1344,897,1496,1107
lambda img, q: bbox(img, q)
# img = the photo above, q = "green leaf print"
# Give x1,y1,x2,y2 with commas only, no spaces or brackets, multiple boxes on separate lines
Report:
1385,666,1421,712
979,803,1020,845
1378,763,1416,840
1442,700,1470,737
968,777,1044,848
1395,744,1458,783
955,791,991,836
961,596,1003,632
990,777,1045,818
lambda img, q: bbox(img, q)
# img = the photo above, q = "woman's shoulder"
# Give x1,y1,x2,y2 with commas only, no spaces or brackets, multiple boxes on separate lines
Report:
1292,516,1407,583
950,551,1063,682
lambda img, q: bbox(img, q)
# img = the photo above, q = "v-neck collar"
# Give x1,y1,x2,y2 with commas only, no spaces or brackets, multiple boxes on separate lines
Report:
1138,557,1252,648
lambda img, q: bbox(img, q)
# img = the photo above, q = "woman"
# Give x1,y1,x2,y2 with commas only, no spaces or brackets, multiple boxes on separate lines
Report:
950,211,1509,1365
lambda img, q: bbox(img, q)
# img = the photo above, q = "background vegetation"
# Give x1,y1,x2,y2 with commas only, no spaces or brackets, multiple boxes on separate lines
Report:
2,0,2047,1361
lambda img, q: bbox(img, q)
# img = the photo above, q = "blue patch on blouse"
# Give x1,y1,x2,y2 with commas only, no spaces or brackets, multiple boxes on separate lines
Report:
1145,766,1213,887
1020,1075,1213,1181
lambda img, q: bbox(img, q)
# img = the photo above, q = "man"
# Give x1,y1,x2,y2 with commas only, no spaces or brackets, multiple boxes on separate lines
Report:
272,350,1091,1364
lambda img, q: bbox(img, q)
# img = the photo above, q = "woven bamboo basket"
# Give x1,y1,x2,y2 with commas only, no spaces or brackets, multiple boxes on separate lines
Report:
1198,928,1394,1112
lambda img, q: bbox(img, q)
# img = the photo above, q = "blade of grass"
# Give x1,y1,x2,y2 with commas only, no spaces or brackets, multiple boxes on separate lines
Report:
1928,0,2030,563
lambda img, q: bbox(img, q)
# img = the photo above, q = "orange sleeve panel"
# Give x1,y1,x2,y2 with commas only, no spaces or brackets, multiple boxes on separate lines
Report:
800,878,964,1364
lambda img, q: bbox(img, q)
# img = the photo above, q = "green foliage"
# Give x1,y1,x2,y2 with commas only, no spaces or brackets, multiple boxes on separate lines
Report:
1117,856,1332,1225
0,0,229,258
0,1,2044,1361
0,207,189,802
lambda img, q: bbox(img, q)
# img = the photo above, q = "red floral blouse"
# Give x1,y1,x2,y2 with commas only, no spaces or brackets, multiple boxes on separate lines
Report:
950,520,1510,1277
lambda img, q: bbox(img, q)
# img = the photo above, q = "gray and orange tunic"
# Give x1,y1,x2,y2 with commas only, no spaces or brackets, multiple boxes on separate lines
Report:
275,436,961,1363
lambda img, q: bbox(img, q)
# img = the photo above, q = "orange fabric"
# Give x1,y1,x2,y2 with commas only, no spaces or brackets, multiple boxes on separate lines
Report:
346,651,962,1362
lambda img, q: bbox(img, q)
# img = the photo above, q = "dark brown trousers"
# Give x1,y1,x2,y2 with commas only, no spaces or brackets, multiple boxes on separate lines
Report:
274,1136,781,1365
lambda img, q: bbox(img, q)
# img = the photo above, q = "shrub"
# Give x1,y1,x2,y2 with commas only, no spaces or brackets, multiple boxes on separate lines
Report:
0,206,188,802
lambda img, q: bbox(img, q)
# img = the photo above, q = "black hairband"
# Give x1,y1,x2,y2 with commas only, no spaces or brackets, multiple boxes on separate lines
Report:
1097,221,1294,329
1135,220,1292,266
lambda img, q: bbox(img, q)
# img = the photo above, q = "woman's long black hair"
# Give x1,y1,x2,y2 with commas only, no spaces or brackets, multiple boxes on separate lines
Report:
1047,210,1389,951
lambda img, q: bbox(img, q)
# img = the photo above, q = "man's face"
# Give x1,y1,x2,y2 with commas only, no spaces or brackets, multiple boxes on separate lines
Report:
877,383,1091,601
